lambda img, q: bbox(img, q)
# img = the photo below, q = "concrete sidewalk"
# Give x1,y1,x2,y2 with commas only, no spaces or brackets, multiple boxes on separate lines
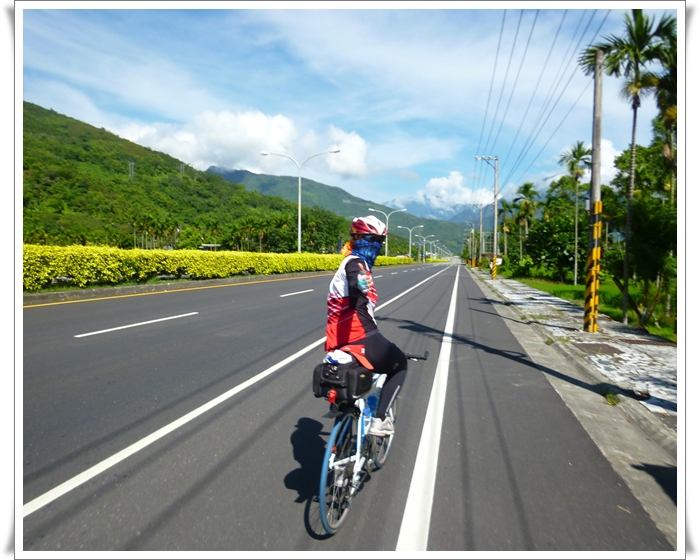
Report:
465,265,679,549
472,267,677,421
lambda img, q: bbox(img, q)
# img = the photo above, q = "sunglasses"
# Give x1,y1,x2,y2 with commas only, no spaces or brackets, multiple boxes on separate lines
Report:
357,234,386,243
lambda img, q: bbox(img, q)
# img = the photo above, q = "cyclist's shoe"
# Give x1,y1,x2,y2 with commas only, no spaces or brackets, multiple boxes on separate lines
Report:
369,416,394,436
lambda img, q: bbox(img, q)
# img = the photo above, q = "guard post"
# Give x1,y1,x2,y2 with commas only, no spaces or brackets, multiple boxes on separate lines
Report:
584,49,603,332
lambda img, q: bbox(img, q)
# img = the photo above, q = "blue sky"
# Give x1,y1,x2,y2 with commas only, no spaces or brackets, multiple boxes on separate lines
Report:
19,2,682,216
5,2,695,546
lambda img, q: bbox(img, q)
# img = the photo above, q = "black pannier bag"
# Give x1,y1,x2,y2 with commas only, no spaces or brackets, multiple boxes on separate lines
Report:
312,360,373,401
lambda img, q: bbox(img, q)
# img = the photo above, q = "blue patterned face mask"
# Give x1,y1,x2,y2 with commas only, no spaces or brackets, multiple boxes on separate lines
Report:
351,237,383,270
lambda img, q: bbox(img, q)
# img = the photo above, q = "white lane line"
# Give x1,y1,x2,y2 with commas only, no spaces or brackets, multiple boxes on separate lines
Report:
391,272,398,275
74,312,199,338
22,336,326,518
396,266,460,551
279,289,314,298
24,265,453,518
374,275,383,278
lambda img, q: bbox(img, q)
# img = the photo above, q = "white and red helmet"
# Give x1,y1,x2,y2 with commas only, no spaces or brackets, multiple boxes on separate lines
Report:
350,215,388,238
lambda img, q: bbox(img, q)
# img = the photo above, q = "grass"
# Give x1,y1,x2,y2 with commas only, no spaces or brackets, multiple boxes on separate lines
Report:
602,389,621,406
509,276,676,344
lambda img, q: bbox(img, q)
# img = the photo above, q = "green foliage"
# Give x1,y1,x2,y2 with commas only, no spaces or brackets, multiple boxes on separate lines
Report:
23,244,412,292
524,214,589,283
508,255,537,278
22,102,350,253
611,143,670,199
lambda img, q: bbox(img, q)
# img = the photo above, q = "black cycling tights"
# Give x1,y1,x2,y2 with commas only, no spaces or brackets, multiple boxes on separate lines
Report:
355,331,407,420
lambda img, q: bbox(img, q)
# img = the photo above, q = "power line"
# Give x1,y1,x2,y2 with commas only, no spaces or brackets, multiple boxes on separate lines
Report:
478,9,523,191
486,10,540,157
469,9,613,206
504,10,594,188
502,9,611,193
472,10,507,190
501,10,568,173
512,79,593,189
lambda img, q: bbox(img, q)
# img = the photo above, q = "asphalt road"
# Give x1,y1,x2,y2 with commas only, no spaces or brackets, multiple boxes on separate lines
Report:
22,263,672,551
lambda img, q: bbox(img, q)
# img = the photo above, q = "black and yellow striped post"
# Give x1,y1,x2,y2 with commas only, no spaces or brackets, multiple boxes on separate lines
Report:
491,255,498,280
584,48,604,333
584,200,602,332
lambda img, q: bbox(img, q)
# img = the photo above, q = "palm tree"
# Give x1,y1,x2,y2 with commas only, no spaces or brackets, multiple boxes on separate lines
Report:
579,8,676,323
513,182,538,237
558,141,592,285
499,199,514,257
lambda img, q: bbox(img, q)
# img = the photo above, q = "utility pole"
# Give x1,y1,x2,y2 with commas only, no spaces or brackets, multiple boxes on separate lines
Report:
470,204,485,265
584,49,603,333
476,156,499,279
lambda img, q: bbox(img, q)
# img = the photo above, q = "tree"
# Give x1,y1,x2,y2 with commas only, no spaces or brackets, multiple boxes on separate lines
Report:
579,8,676,323
513,182,539,243
525,213,587,284
558,141,592,285
499,199,515,257
648,25,677,203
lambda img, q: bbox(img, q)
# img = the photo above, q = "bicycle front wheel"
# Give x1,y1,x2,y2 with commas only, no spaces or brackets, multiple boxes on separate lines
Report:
319,412,357,534
372,395,398,469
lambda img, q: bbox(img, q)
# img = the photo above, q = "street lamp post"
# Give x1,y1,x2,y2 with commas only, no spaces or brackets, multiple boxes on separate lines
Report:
429,239,439,259
476,155,499,279
415,234,432,263
261,149,340,252
368,207,406,256
469,228,475,264
424,235,435,262
470,203,487,262
397,224,423,260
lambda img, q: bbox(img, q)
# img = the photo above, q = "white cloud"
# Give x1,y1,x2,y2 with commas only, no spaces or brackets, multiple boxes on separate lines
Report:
583,138,623,186
110,112,373,180
326,125,369,178
113,110,299,171
395,171,494,212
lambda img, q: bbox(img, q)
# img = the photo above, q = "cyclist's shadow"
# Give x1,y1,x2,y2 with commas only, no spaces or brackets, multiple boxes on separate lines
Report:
285,417,333,539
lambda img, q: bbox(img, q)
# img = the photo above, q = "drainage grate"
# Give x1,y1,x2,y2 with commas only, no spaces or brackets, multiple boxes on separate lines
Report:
618,338,676,347
572,342,621,355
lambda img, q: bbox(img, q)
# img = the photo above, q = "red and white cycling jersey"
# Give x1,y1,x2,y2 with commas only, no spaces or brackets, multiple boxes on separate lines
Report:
325,255,378,361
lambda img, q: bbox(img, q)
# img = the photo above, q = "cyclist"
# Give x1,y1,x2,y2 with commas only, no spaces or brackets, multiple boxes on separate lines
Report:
325,215,408,436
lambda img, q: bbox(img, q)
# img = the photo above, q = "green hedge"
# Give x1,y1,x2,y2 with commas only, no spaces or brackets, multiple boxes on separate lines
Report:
23,245,413,292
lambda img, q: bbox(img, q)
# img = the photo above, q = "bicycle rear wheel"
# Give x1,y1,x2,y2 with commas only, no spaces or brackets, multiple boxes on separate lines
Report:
372,394,398,469
319,412,357,534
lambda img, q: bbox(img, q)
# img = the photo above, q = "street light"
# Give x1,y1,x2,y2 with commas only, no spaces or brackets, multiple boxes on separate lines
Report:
476,155,499,278
415,234,432,263
368,207,406,256
429,239,440,259
397,224,423,260
469,202,487,261
424,235,435,262
261,149,340,252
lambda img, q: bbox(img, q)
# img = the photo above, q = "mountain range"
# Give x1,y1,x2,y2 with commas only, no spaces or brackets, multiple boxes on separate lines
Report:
206,168,470,253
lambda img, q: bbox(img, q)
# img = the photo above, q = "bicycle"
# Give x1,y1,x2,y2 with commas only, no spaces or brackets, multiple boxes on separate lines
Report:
318,351,428,535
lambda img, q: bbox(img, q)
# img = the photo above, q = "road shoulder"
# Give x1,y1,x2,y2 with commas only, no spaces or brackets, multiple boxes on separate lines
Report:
465,266,677,550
